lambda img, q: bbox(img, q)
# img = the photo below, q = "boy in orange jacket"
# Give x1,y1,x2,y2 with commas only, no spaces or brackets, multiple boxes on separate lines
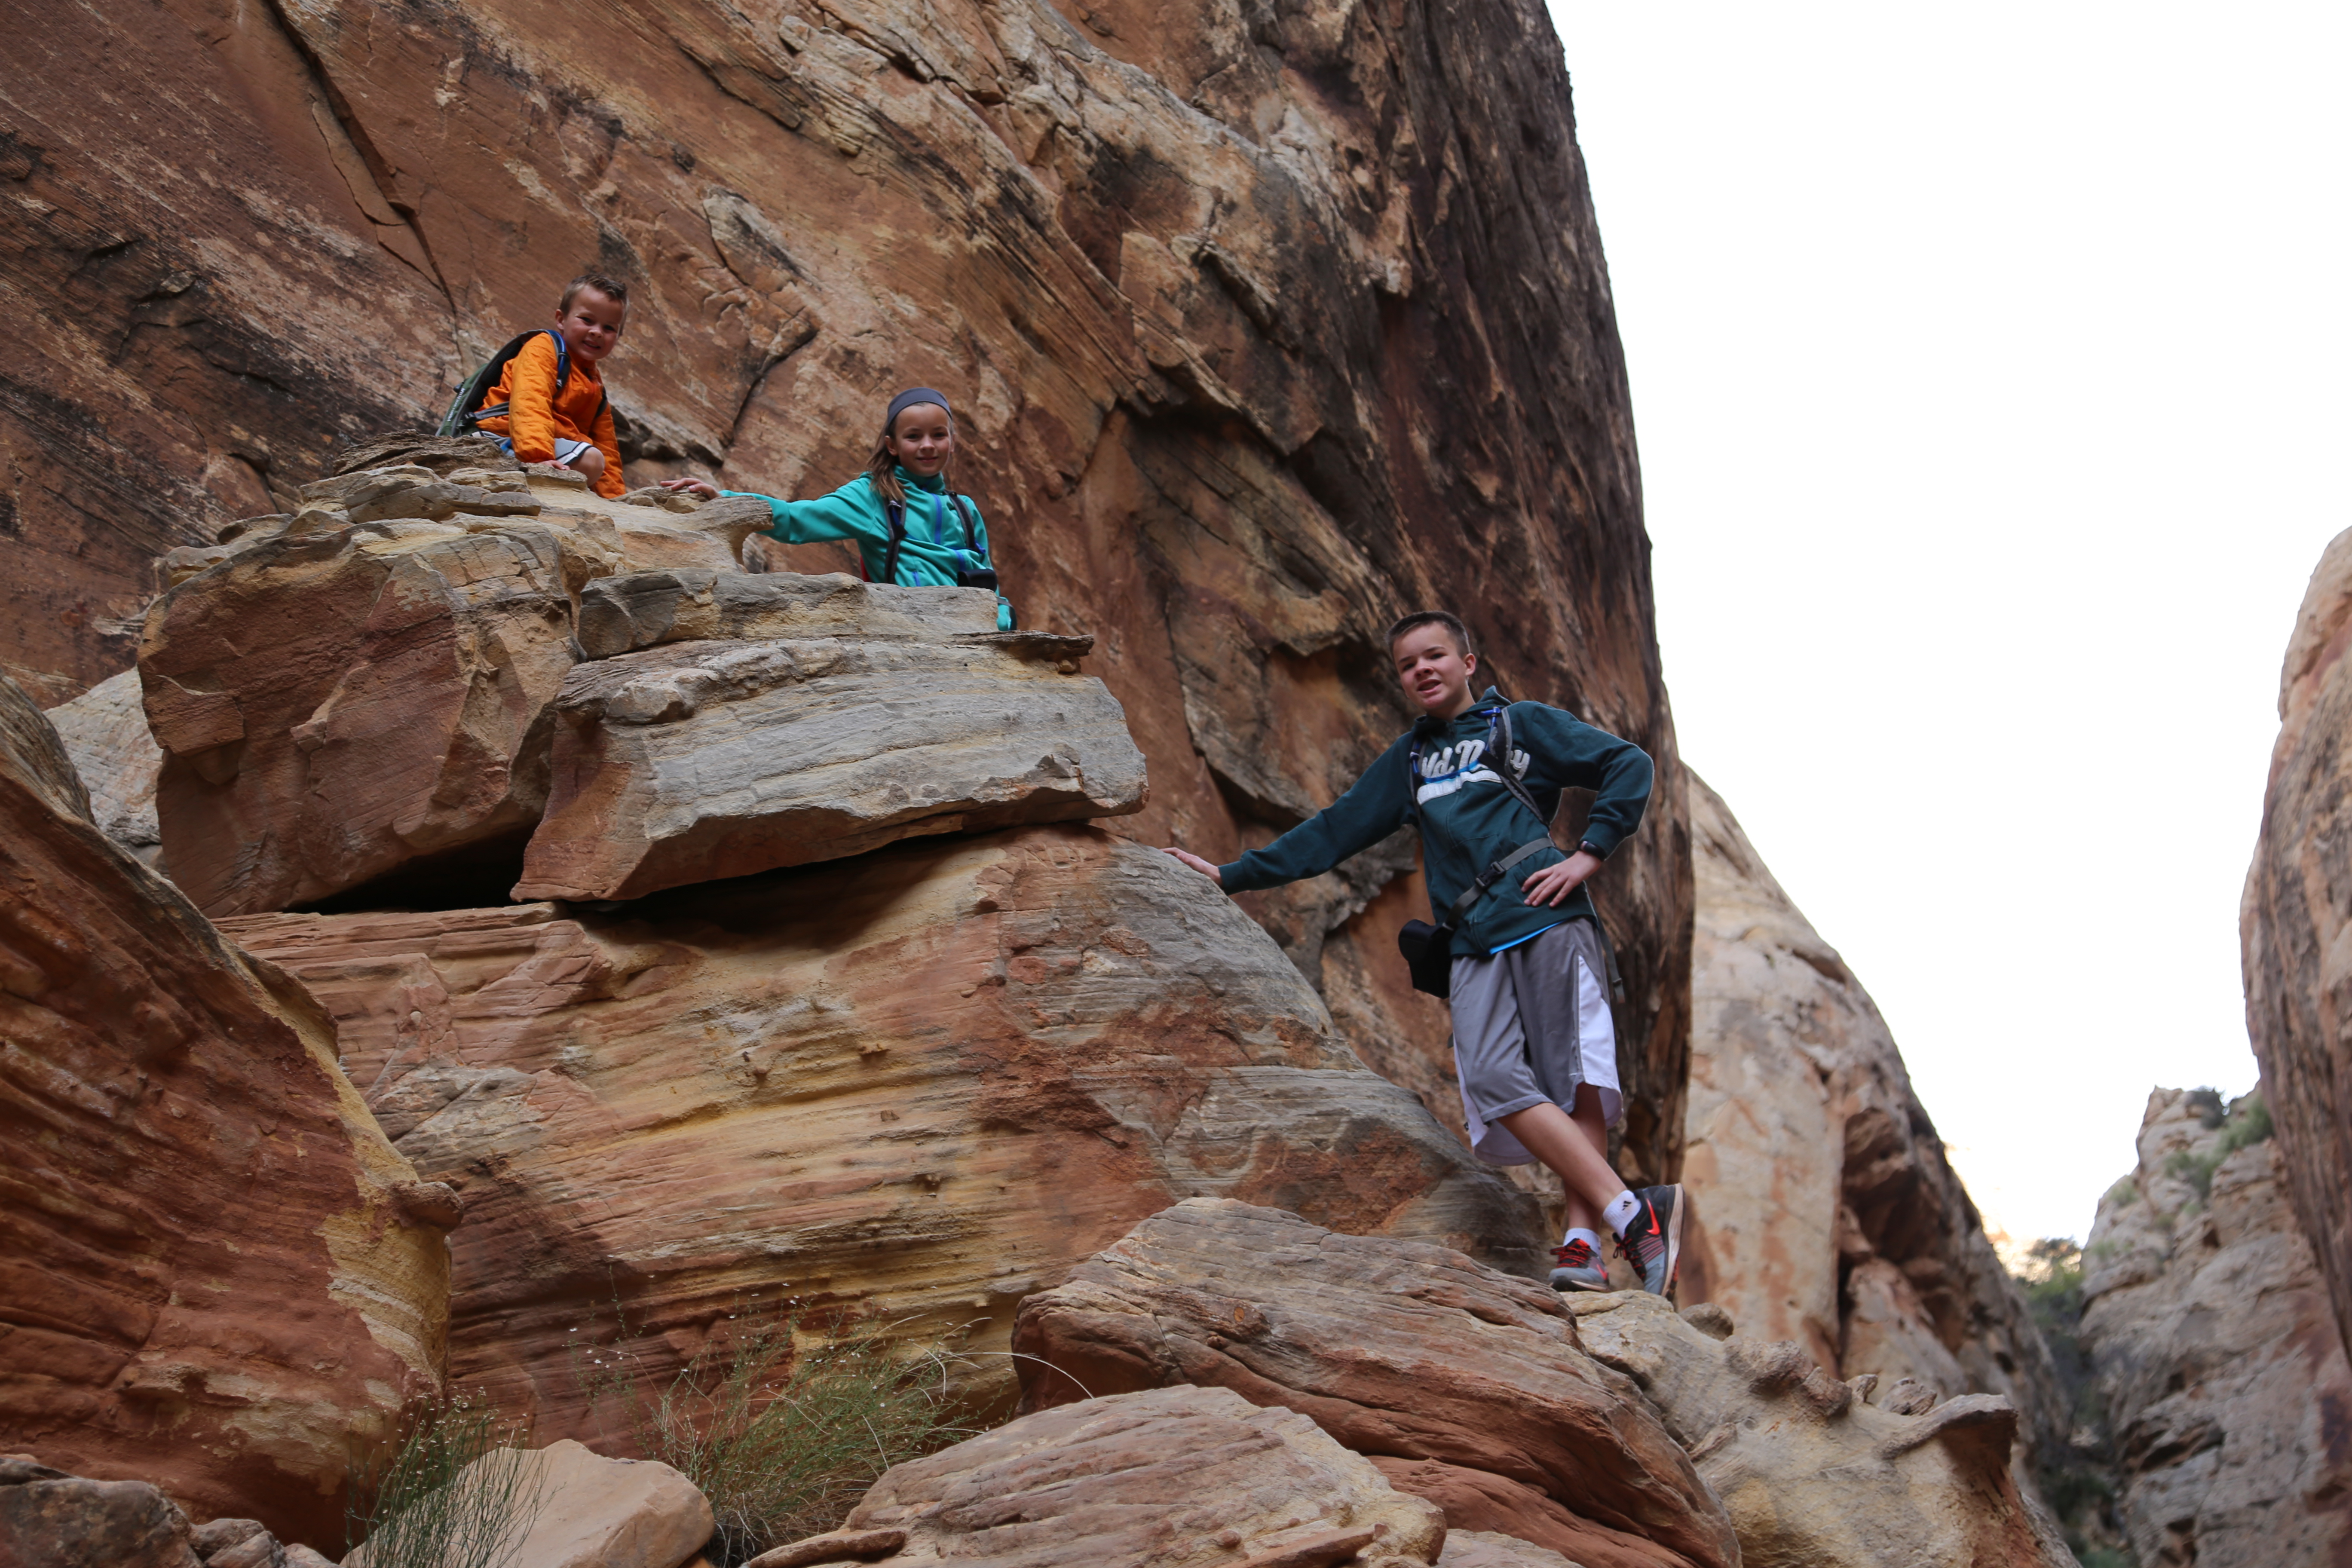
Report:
472,273,629,499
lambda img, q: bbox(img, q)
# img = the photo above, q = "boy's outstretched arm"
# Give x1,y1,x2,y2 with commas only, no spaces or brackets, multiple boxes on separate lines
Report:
1161,738,1413,892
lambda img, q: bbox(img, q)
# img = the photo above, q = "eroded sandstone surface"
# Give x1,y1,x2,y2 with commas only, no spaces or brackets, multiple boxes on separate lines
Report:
4,0,1689,1183
2076,1086,2352,1568
1571,1289,2074,1568
1678,773,2069,1464
515,577,1147,900
44,668,163,868
2243,524,2352,1360
0,677,452,1546
225,827,1547,1434
833,1384,1446,1566
1013,1199,1741,1568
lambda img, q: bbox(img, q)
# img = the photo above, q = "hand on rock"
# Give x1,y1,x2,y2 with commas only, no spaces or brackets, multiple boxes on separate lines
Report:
1161,847,1221,885
663,477,723,500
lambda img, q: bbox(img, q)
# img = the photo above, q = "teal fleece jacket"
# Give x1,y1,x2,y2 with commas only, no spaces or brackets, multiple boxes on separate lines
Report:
1219,690,1653,956
725,467,1014,629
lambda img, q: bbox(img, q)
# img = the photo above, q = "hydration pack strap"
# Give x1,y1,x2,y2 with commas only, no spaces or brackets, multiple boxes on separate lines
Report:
881,493,986,586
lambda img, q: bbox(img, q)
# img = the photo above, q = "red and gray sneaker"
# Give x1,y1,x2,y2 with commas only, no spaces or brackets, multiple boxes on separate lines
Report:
1615,1185,1684,1297
1549,1237,1608,1293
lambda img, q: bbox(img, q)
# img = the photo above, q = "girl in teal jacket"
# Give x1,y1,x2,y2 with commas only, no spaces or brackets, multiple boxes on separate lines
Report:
665,386,1014,629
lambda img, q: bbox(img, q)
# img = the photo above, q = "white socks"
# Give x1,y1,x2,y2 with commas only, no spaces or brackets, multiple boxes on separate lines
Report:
1561,1227,1602,1254
1601,1189,1640,1237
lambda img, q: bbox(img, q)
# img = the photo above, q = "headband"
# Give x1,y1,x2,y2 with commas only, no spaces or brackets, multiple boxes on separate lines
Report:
885,387,954,432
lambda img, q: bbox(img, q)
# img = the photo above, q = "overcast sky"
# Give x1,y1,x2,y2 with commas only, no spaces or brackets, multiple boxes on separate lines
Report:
1546,1,2351,1246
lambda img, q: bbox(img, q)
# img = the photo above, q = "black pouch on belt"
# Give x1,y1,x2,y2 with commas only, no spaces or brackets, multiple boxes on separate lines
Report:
1396,836,1554,1000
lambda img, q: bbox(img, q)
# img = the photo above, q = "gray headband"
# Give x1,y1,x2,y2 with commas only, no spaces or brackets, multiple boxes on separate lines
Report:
885,387,953,433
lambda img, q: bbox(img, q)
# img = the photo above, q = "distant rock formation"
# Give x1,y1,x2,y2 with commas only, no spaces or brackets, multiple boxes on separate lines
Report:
2243,525,2352,1363
43,669,162,867
2076,1086,2352,1567
0,676,452,1546
3,0,1689,1185
1678,774,2071,1467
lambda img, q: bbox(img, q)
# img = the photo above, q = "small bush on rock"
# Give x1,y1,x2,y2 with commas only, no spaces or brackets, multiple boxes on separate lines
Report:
578,1300,974,1566
344,1394,542,1568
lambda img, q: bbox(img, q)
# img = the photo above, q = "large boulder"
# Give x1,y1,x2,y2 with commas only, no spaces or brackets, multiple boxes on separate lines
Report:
1679,774,2069,1457
44,668,165,867
1568,1290,2075,1568
222,825,1546,1431
1010,1199,1740,1568
346,1440,714,1568
0,675,452,1545
2075,1086,2352,1568
513,574,1148,900
134,462,777,917
3,0,1690,1190
0,1457,202,1568
824,1384,1445,1567
2243,526,2352,1360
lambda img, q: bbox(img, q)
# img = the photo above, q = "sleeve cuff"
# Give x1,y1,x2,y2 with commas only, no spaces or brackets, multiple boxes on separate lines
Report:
1576,833,1619,860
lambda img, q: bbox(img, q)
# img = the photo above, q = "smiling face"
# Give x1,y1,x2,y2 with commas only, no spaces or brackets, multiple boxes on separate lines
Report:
1392,623,1479,719
885,403,956,477
554,286,626,365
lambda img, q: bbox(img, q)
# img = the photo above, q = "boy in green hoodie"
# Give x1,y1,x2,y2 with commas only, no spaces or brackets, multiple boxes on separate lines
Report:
1162,610,1682,1295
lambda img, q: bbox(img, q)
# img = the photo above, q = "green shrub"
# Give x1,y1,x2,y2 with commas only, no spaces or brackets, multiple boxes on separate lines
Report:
344,1394,542,1568
578,1302,975,1567
2218,1094,2272,1157
2104,1177,2139,1210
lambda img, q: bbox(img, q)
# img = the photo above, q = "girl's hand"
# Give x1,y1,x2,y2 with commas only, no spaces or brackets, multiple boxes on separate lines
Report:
1522,850,1601,907
1161,848,1222,886
662,477,722,500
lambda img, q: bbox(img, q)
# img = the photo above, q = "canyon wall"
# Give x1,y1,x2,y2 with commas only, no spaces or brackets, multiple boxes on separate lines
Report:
1677,772,2070,1468
2077,1087,2352,1568
2243,524,2352,1362
2,0,1689,1178
0,675,453,1547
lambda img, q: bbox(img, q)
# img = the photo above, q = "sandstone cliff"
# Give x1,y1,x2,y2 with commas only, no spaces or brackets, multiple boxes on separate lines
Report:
2243,525,2352,1363
2077,1086,2352,1567
226,824,1549,1432
4,0,1688,1179
1678,773,2070,1468
0,676,453,1547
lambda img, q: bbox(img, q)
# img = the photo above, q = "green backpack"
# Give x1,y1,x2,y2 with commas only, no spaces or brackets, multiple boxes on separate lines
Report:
436,329,607,438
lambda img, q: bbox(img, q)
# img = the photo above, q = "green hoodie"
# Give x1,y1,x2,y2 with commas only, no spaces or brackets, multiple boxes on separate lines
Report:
725,467,1014,629
1218,689,1653,956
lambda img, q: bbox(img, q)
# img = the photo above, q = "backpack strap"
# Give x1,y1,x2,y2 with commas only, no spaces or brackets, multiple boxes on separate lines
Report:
949,494,985,561
1446,836,1555,925
1489,705,1553,831
880,502,908,585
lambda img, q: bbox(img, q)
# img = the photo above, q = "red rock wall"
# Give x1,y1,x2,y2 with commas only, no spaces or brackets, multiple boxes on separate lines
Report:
2,0,1687,1176
2244,528,2352,1361
0,676,452,1547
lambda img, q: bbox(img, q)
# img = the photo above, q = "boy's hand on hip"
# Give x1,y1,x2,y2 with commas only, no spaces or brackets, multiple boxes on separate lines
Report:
1161,848,1222,886
1522,850,1601,906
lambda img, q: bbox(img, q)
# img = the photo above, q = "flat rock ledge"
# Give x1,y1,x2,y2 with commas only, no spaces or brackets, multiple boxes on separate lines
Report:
513,570,1146,901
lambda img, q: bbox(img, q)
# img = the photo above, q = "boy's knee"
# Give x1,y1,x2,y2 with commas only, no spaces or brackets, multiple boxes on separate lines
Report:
572,446,605,481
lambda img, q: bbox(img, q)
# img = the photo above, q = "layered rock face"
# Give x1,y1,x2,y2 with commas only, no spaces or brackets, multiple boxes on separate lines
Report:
1013,1200,1739,1568
0,677,452,1546
1013,1198,2071,1568
226,827,1547,1433
3,0,1689,1181
2077,1086,2352,1568
1679,773,2068,1460
828,1384,1447,1566
2243,525,2352,1360
1570,1291,2075,1568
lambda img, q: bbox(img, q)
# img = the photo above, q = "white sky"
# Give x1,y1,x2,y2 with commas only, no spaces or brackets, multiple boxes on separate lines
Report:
1546,1,2351,1244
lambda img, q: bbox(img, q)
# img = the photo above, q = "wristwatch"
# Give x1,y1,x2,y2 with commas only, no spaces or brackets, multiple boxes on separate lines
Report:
1576,840,1609,861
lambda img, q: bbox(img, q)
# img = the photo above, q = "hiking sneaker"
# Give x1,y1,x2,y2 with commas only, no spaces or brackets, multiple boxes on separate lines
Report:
1615,1185,1684,1297
1549,1237,1608,1293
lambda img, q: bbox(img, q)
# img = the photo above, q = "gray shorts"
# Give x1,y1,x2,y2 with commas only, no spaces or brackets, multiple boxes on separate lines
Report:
1449,919,1623,1165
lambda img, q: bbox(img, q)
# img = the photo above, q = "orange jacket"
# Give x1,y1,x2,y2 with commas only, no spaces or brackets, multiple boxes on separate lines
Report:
473,332,626,498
